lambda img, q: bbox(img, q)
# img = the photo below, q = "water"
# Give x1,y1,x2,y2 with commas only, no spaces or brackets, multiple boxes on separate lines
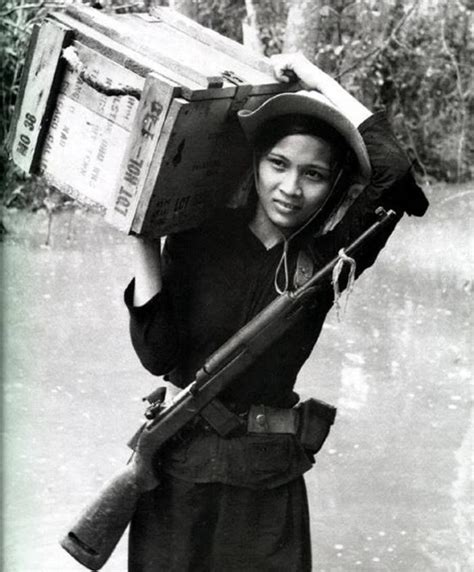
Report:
2,183,472,571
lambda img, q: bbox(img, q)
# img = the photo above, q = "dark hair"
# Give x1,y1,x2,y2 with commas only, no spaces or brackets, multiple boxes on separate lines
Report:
253,113,350,169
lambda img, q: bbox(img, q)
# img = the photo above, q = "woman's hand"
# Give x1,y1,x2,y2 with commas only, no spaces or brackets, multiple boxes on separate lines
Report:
130,234,163,306
270,53,372,127
270,52,333,91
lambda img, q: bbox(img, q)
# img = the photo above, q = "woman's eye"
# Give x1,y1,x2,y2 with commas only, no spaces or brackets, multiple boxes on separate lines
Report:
305,169,325,181
268,157,286,170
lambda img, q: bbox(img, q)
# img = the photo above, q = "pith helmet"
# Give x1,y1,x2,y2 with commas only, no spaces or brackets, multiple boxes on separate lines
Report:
238,90,371,185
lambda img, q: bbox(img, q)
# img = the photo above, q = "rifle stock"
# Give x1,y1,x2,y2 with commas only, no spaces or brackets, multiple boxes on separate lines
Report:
60,464,142,570
60,208,396,570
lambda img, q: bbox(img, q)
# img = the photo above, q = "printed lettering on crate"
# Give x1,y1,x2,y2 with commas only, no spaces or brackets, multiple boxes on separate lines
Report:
9,6,293,237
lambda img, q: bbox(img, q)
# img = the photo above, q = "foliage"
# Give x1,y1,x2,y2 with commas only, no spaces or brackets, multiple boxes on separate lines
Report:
193,0,247,43
248,0,288,55
1,2,54,208
334,0,472,182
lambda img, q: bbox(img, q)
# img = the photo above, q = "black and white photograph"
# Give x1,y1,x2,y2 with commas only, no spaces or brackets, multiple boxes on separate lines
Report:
1,0,471,570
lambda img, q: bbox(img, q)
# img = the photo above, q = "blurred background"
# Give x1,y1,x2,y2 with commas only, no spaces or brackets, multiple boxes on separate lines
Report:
1,0,472,570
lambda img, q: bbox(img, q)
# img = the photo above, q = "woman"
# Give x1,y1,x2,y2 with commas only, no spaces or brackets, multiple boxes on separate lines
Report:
125,54,428,571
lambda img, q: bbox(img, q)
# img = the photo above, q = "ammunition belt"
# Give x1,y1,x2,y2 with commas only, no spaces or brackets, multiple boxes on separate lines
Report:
197,397,337,456
197,399,298,438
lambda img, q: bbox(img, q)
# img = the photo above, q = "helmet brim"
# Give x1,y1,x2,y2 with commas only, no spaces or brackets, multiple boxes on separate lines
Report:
237,91,371,185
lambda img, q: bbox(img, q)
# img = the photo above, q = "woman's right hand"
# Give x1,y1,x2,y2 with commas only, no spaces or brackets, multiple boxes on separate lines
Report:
130,234,163,306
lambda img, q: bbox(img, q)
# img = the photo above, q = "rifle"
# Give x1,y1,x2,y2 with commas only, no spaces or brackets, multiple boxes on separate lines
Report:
60,207,396,570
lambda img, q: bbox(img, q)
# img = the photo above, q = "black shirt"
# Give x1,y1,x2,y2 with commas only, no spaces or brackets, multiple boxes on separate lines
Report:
124,112,428,487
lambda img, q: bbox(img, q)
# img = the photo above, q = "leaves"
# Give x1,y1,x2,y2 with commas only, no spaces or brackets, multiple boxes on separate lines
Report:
280,0,472,182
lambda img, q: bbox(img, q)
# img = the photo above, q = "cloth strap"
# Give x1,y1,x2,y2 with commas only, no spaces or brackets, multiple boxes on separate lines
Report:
331,248,356,319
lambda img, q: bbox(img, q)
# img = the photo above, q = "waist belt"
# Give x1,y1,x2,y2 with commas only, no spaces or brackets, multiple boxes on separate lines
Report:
198,398,299,437
197,397,336,457
247,404,299,435
198,399,299,437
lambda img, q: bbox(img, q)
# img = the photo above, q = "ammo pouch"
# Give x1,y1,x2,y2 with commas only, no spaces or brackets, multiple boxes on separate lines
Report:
296,398,337,458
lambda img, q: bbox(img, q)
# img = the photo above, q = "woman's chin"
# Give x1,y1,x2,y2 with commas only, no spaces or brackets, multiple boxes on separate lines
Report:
270,213,305,232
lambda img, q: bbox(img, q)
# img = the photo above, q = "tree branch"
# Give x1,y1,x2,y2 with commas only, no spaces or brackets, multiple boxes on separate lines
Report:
394,90,429,180
0,4,46,19
336,0,421,79
440,10,468,182
243,0,265,53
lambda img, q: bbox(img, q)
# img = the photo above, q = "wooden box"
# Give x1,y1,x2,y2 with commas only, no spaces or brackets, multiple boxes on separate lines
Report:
9,5,291,236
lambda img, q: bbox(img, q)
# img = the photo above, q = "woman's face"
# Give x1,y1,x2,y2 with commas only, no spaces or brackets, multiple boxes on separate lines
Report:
255,133,337,233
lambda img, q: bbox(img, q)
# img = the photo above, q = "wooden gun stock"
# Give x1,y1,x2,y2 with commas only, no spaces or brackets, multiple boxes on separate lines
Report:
60,208,396,569
60,464,141,570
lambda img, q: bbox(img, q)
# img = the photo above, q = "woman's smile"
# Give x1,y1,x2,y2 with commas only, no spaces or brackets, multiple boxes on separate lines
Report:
273,196,302,213
251,133,336,247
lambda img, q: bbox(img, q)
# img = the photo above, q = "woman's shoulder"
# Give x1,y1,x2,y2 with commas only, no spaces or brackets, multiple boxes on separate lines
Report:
166,208,248,257
203,207,249,232
174,208,247,240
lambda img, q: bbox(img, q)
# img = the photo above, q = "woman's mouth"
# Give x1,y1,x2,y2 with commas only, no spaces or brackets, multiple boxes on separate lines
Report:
273,199,301,214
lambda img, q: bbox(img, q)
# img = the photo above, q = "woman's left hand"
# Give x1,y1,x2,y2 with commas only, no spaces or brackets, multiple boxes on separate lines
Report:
270,52,372,127
270,52,333,91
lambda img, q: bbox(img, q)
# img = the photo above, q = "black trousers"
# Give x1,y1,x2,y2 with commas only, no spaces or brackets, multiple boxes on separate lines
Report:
128,475,312,572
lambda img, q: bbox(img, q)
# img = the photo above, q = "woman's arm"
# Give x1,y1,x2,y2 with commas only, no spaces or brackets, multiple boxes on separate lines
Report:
125,236,181,375
270,52,372,127
131,236,163,306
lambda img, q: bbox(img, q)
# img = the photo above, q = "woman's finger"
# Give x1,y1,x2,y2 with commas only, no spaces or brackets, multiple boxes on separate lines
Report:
270,54,293,82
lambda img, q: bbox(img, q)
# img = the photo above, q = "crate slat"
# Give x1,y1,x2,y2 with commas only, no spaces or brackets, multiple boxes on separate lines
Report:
107,11,271,87
39,44,144,207
64,6,224,89
50,11,194,93
61,42,145,131
49,10,250,102
10,21,73,173
147,7,273,75
106,73,179,232
134,92,270,236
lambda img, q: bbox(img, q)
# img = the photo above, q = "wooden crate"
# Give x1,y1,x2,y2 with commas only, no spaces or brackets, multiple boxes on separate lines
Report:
9,5,291,237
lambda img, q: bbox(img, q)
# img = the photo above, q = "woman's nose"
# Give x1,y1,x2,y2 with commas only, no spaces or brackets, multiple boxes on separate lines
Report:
279,171,302,196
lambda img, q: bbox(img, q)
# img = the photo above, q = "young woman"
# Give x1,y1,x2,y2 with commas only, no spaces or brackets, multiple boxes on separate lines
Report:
125,54,428,571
